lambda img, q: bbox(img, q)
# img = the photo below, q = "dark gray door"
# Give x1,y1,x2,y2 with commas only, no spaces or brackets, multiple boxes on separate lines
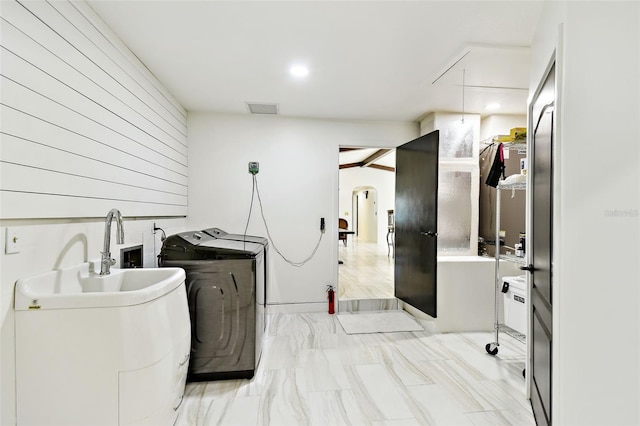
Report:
529,63,555,425
394,130,439,317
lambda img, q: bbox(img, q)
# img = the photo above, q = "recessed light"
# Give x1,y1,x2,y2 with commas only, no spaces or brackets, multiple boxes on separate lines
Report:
290,65,309,78
486,102,501,111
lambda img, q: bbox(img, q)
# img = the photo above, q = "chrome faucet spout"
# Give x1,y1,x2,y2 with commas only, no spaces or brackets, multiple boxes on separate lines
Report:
100,209,125,275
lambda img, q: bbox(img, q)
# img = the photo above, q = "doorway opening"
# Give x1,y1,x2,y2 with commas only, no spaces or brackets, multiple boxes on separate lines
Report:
337,147,396,302
352,186,377,243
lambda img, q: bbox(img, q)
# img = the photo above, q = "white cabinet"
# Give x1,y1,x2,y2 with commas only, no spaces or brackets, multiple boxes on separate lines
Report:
117,284,190,425
15,273,190,425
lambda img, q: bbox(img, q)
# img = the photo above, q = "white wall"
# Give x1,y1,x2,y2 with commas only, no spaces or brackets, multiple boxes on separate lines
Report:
339,167,396,245
187,112,417,309
402,256,522,333
0,1,187,218
480,114,527,141
531,2,640,424
0,1,188,423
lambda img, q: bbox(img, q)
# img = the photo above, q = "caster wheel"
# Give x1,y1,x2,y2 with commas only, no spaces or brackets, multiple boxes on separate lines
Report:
485,343,498,356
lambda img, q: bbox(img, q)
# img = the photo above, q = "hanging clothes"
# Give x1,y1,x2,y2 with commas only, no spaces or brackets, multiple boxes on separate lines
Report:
485,143,506,188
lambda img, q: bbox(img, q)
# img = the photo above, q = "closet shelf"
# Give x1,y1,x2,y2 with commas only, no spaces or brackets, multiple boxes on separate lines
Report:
499,254,527,266
502,142,527,151
480,137,527,151
498,325,526,343
497,181,527,191
485,135,528,358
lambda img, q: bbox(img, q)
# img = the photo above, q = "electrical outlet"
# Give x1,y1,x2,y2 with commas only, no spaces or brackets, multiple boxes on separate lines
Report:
248,162,259,175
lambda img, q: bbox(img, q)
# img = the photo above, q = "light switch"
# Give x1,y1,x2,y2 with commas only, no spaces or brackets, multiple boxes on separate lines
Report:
5,227,22,254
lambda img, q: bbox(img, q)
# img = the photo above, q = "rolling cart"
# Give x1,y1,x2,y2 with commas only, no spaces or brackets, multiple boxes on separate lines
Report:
485,142,527,361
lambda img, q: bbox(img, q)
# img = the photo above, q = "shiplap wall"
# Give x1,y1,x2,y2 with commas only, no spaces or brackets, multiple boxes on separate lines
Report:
0,0,188,218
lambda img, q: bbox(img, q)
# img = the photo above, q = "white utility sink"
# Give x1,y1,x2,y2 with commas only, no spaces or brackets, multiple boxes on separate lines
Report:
14,262,191,425
15,261,185,310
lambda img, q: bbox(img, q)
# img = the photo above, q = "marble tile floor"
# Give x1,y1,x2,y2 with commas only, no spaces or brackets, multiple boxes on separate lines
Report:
176,312,534,426
338,297,399,313
336,311,423,334
338,238,394,300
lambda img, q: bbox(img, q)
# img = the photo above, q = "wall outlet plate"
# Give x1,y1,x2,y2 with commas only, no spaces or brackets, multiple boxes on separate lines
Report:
5,227,22,254
248,162,259,175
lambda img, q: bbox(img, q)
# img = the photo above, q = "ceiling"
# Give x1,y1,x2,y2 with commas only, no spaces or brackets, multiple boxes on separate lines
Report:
87,0,543,169
339,147,396,172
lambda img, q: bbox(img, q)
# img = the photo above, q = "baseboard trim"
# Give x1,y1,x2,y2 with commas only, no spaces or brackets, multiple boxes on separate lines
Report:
266,302,326,314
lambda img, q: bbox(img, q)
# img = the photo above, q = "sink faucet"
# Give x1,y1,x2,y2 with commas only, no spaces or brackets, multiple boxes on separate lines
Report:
100,209,125,275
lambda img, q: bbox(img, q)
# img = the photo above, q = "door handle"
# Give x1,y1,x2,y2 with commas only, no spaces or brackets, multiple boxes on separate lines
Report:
420,231,437,237
520,264,535,273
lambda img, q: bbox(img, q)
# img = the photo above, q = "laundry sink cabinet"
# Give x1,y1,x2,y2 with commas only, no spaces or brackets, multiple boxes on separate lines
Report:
14,262,191,425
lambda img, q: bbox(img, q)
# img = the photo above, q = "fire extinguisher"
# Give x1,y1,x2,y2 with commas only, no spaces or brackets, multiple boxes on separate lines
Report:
327,285,335,315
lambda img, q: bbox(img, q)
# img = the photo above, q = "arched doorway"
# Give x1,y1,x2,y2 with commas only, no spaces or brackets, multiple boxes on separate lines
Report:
352,186,377,243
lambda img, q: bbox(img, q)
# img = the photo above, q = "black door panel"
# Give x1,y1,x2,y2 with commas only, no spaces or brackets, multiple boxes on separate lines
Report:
530,63,555,426
395,130,439,317
532,309,552,424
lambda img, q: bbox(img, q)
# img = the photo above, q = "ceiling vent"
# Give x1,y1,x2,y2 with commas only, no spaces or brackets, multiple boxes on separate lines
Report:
247,102,279,115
